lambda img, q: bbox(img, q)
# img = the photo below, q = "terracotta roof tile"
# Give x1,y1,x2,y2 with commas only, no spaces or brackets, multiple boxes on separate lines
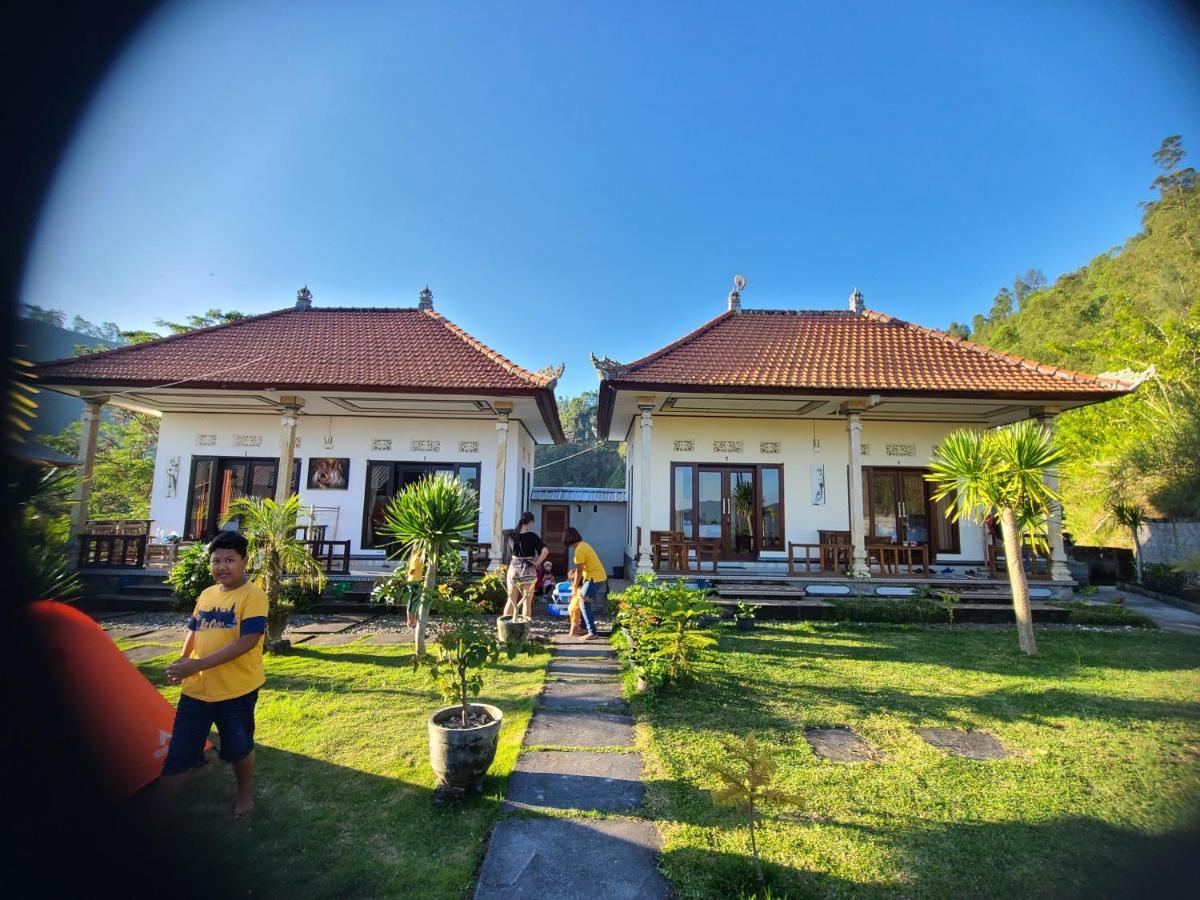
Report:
602,308,1134,395
32,306,554,394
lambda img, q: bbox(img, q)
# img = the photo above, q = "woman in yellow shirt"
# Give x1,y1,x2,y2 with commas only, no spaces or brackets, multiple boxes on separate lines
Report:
563,527,607,640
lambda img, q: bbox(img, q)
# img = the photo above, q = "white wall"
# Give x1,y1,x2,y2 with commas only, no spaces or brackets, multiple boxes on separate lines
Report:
624,415,986,562
532,500,628,578
149,412,537,553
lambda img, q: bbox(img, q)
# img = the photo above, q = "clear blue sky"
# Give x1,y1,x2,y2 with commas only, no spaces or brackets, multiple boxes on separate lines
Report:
20,0,1200,397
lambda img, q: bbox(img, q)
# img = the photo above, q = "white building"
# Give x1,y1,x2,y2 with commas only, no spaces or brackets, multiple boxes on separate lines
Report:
35,288,565,568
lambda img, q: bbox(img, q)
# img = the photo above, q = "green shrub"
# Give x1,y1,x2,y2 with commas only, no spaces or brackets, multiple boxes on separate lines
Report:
615,575,717,691
830,596,949,624
165,543,214,610
1061,602,1155,628
370,572,422,610
463,567,508,614
279,579,321,613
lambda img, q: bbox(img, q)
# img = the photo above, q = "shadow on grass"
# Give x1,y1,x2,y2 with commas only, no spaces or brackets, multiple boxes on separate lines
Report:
659,814,1200,899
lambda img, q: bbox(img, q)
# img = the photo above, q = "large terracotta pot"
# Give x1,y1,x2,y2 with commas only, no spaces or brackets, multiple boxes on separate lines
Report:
428,703,503,792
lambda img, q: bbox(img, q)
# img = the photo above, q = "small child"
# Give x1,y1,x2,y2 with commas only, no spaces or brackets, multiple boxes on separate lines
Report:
160,531,268,817
537,560,556,603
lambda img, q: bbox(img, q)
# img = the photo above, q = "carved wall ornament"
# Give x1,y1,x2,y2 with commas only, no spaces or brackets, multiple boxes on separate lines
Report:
860,443,871,455
886,443,917,457
165,456,180,498
713,440,744,454
233,434,264,448
195,433,217,447
294,436,302,449
410,439,441,452
673,439,695,452
322,434,335,450
371,438,393,451
458,440,479,454
760,441,781,454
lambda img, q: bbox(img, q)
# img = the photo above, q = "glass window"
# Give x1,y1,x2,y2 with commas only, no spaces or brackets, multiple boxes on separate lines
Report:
761,467,782,550
672,466,694,538
933,491,961,554
187,458,214,540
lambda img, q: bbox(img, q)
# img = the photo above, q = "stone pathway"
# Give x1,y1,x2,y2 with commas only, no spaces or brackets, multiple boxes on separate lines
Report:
474,633,669,900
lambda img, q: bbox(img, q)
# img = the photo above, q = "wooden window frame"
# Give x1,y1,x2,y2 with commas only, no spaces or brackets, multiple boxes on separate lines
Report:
361,459,480,550
669,462,786,557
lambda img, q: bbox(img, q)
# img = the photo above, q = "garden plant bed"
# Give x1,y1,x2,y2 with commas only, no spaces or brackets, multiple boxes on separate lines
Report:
633,621,1200,899
117,636,548,898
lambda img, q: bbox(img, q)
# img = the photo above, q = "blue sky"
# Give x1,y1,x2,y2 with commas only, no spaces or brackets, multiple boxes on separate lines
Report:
20,0,1200,397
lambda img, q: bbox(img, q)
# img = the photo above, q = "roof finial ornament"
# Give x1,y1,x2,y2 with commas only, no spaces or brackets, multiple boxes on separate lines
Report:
418,285,434,311
728,273,747,313
849,287,864,314
295,285,313,310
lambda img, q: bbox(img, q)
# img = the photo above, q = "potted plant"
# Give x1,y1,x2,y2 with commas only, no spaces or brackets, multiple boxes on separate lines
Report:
425,596,517,798
734,602,760,631
379,474,478,657
222,495,326,652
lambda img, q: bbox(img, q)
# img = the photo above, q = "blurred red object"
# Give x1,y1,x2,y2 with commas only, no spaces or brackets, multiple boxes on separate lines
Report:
23,600,206,798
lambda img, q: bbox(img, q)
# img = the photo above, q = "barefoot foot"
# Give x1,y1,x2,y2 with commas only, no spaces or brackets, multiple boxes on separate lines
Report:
234,793,255,817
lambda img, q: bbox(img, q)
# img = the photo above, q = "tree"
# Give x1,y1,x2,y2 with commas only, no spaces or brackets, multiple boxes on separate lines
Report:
534,390,625,487
1014,269,1047,308
1104,500,1147,583
19,305,65,328
989,287,1014,320
927,421,1064,656
42,410,157,518
946,322,971,340
155,308,245,334
379,474,479,657
222,495,326,650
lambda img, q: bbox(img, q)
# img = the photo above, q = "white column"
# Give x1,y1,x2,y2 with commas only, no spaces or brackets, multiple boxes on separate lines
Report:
67,395,109,568
1032,408,1071,582
843,404,869,579
274,397,304,503
489,406,511,571
636,402,655,575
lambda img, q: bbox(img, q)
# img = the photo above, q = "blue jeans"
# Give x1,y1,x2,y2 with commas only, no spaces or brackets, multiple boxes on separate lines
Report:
161,689,259,776
580,580,608,636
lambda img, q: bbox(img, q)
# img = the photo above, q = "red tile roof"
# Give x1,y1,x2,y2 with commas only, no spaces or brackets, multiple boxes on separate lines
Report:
599,308,1134,395
33,306,565,438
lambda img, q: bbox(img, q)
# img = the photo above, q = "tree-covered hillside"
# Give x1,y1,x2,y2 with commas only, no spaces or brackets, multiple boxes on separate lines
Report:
948,136,1199,544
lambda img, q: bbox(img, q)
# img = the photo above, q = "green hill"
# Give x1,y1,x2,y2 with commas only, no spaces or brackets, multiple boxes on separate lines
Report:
948,136,1200,544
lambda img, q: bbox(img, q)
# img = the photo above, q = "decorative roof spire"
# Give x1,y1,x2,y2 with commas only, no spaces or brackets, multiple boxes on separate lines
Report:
295,285,313,310
728,273,747,312
849,287,864,314
418,285,434,310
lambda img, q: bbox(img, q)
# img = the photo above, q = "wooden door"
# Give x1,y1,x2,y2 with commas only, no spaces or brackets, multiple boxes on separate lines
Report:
541,505,570,575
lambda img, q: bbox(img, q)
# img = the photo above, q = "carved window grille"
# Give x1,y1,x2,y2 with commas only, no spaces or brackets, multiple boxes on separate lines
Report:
713,440,744,453
673,440,694,452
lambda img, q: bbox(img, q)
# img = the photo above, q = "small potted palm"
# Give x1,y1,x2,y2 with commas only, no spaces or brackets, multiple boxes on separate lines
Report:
222,495,326,652
379,474,478,658
426,596,517,798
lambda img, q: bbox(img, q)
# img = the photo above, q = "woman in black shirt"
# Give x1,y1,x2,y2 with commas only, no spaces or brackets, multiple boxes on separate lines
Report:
505,512,548,619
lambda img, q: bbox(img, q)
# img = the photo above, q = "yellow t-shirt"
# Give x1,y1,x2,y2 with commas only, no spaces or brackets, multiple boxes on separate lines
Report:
406,553,424,582
182,581,269,702
572,541,607,583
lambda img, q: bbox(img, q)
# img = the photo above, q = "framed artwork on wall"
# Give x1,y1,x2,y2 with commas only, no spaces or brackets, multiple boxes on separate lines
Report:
307,457,350,490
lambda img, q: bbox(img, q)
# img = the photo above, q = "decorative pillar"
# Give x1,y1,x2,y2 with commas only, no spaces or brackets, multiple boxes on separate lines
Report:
842,401,870,579
1032,407,1071,581
67,395,109,568
274,396,304,503
489,405,512,571
636,401,655,575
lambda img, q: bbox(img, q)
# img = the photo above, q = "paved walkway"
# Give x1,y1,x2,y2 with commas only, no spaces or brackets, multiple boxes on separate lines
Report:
474,633,668,900
1098,585,1200,635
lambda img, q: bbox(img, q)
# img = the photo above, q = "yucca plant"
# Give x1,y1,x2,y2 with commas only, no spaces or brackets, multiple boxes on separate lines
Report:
379,473,479,657
221,494,326,650
927,420,1064,656
1104,500,1147,583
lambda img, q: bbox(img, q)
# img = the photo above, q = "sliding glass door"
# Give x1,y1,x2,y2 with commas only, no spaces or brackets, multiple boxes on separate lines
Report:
185,457,280,539
672,463,783,560
362,461,480,549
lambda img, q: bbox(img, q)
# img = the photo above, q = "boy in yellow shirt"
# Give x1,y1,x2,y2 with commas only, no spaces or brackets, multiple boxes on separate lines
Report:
161,531,268,816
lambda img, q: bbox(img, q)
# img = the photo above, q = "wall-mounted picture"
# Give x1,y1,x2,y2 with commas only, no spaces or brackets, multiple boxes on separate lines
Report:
307,457,350,490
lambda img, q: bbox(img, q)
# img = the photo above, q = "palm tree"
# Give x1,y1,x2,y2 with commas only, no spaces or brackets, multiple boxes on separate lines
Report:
927,420,1064,656
222,495,326,649
379,474,479,657
1104,500,1147,583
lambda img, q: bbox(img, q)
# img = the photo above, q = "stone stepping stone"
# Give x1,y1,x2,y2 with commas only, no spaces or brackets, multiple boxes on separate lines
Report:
546,659,620,679
540,680,625,710
134,628,187,644
916,728,1010,760
124,645,177,663
362,631,413,645
304,632,363,646
806,726,877,762
506,751,643,812
550,645,616,660
287,615,371,635
474,816,669,900
524,710,634,748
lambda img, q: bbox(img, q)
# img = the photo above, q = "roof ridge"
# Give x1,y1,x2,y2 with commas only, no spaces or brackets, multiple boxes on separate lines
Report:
860,309,1135,389
612,309,737,375
31,306,298,370
739,308,857,316
422,309,551,388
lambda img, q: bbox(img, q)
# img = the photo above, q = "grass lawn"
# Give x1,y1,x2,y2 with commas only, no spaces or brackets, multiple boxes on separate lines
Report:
123,637,548,899
633,623,1200,899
